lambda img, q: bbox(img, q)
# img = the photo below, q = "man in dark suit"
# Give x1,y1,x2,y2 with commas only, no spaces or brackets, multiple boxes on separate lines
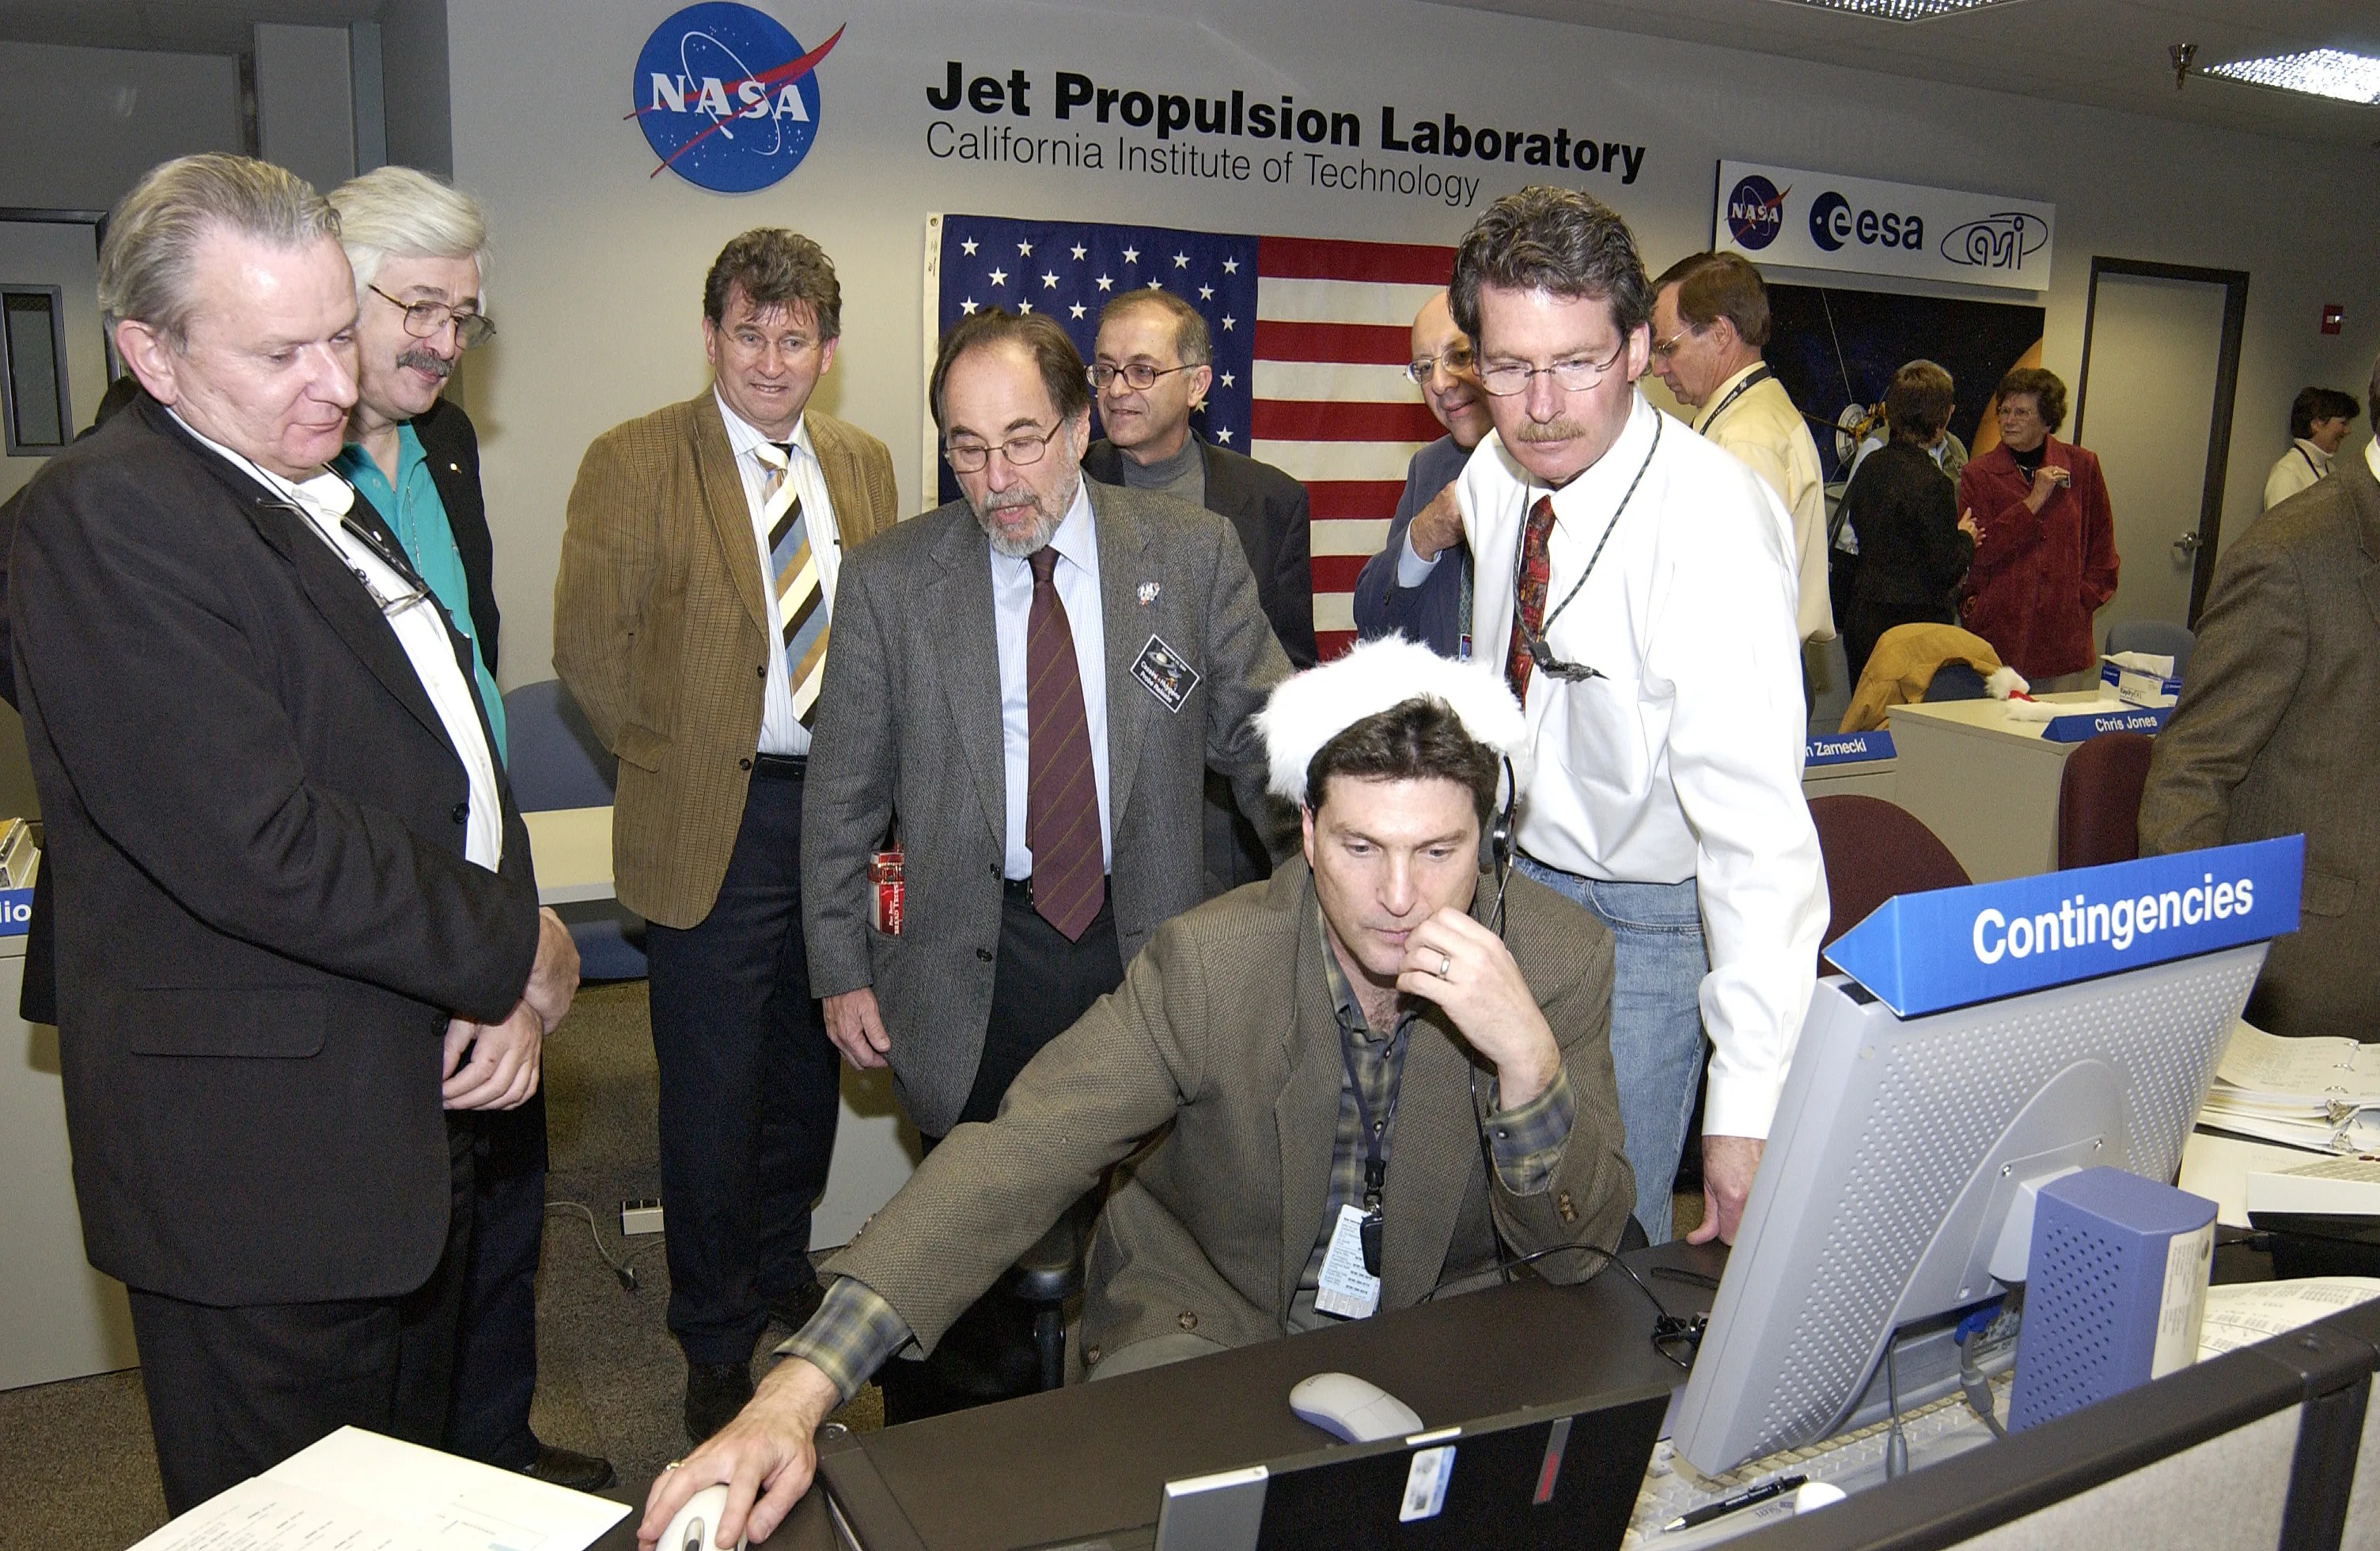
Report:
554,229,900,1441
804,309,1290,1413
326,165,610,1492
2140,351,2380,1040
9,153,577,1515
1353,289,1492,658
648,650,1632,1546
1081,289,1314,893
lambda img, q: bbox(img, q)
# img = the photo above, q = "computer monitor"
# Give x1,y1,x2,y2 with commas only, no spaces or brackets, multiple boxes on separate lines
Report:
1668,940,2267,1476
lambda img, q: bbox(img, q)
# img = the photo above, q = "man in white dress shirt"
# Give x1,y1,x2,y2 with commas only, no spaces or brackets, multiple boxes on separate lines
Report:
1440,187,1826,1245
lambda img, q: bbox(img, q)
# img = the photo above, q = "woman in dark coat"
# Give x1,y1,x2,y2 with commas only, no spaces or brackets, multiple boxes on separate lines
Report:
1838,360,1977,684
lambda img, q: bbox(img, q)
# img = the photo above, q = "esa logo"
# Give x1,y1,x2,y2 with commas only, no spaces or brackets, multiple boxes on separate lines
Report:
631,3,845,192
1808,190,1923,252
1726,174,1787,250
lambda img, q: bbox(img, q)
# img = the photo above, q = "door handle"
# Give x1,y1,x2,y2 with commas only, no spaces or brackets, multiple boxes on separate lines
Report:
2172,530,2203,561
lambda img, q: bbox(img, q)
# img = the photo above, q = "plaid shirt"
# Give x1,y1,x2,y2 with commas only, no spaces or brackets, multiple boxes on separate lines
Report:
778,904,1578,1400
1290,906,1575,1330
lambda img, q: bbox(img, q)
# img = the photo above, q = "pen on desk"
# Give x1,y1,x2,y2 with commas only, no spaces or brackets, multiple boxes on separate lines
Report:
1664,1474,1808,1532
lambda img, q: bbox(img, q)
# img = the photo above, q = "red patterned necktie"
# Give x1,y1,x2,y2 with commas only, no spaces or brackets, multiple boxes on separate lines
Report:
1025,545,1103,940
1505,495,1557,705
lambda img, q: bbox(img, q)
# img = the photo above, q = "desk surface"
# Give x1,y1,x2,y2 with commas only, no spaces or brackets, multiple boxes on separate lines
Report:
599,1242,1725,1551
522,806,615,905
1885,690,2111,751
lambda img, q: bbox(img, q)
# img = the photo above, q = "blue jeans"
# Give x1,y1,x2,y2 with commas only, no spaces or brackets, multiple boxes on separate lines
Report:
1515,859,1709,1242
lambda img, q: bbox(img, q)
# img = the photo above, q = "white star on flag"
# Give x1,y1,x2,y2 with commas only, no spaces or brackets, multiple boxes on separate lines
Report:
1122,246,1139,264
1173,252,1189,268
1071,245,1086,260
1199,285,1214,300
1147,279,1162,290
1218,372,1234,388
1018,240,1033,256
1019,300,1033,313
1220,315,1235,329
961,238,977,256
1222,257,1238,272
1068,302,1086,318
988,268,1006,286
1215,428,1233,444
960,298,978,314
1041,271,1059,289
1095,275,1113,290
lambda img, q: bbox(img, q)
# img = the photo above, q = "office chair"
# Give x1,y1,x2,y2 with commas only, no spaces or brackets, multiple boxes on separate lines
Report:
2105,619,2196,680
1807,795,1971,965
2056,730,2156,871
500,679,647,981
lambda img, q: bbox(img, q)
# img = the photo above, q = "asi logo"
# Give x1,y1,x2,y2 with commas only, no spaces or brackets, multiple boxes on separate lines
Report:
1726,174,1787,250
630,4,844,192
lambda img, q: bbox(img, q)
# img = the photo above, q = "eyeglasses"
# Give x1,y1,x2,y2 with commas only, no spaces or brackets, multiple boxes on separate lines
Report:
1089,362,1195,392
1648,327,1693,362
1475,339,1631,397
1405,344,1477,385
369,285,495,349
945,420,1062,473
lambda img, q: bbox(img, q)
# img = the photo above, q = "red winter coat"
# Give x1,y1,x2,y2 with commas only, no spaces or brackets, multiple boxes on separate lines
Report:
1957,438,2119,680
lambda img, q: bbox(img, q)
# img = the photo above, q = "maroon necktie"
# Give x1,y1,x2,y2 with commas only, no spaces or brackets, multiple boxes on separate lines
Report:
1505,495,1556,705
1025,546,1103,940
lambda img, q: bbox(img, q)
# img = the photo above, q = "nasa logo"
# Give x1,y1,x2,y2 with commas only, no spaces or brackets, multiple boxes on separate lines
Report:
1726,174,1787,250
630,3,845,192
1808,191,1923,254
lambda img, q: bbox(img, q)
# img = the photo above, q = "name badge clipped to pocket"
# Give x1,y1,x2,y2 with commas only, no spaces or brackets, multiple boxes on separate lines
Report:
1131,633,1202,714
869,847,904,935
1315,1202,1382,1320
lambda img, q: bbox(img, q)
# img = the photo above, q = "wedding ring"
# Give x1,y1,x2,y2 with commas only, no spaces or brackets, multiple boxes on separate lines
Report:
1438,954,1453,979
664,1460,684,1471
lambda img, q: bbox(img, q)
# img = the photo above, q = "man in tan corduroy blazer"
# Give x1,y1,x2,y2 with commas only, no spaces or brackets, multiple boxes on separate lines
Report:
552,230,897,1443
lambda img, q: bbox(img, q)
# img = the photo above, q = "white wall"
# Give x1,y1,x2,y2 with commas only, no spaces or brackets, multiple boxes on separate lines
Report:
0,42,240,211
445,0,2380,686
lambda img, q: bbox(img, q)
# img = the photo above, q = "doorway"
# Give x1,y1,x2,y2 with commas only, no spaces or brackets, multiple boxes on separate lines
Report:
0,210,108,508
2072,259,2249,632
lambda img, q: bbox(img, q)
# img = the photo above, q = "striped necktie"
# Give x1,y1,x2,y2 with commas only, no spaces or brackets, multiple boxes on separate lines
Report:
1025,545,1103,940
757,439,828,728
1504,495,1556,705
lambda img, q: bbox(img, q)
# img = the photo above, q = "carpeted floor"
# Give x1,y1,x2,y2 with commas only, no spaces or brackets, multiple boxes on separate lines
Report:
0,980,881,1551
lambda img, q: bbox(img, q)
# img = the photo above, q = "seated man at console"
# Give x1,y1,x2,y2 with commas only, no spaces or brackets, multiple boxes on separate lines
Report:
640,638,1634,1545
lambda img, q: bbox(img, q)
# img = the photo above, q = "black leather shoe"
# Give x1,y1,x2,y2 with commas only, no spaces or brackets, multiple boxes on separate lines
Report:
767,1280,828,1335
685,1359,756,1443
520,1443,616,1492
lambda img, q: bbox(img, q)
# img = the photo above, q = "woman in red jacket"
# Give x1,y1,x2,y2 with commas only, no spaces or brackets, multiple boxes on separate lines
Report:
1957,366,2120,688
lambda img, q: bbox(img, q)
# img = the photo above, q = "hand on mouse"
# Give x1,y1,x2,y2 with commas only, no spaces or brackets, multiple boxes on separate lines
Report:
638,1359,842,1549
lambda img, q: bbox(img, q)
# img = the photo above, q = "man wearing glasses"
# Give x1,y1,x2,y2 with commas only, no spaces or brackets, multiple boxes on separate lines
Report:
1083,290,1315,898
1353,289,1495,658
801,309,1288,1416
1448,188,1825,1249
322,168,611,1493
553,229,899,1443
1648,252,1832,654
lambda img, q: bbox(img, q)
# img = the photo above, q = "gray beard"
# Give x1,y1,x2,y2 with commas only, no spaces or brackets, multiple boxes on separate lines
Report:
972,466,1079,557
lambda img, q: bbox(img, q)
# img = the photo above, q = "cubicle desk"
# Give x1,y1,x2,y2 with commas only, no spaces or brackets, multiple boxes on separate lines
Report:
1883,692,2106,884
0,931,137,1390
1802,754,1898,806
589,1241,1726,1551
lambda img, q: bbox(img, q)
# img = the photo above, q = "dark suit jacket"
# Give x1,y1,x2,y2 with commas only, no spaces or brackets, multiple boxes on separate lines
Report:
1352,434,1471,657
802,480,1292,1136
1084,435,1317,668
2139,453,2380,1037
411,396,500,669
828,858,1632,1366
9,398,542,1305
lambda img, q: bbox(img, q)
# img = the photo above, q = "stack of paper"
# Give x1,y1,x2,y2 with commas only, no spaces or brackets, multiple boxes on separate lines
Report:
2197,1278,2380,1360
2199,1021,2380,1153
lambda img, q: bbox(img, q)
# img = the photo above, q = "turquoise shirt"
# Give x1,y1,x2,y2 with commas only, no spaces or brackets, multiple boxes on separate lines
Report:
336,423,507,760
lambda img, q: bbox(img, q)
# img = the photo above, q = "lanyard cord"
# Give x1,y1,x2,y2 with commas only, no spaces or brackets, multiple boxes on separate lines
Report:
1340,1016,1408,1215
1696,364,1774,437
1515,411,1664,648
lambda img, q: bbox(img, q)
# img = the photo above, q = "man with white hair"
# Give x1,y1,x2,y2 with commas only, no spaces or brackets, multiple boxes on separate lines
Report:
9,153,575,1512
324,168,611,1492
650,637,1633,1546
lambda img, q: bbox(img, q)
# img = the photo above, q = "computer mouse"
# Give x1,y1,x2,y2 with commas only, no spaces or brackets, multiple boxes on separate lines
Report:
1288,1371,1425,1443
656,1484,746,1551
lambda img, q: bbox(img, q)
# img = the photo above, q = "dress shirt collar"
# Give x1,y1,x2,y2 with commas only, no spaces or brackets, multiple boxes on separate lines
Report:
168,408,353,516
2367,438,2379,485
1694,361,1768,432
1533,390,1662,535
714,388,813,465
2293,438,2334,478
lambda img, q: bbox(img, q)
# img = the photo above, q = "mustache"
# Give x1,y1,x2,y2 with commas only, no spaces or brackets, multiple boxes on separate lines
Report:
1512,419,1587,443
396,348,453,380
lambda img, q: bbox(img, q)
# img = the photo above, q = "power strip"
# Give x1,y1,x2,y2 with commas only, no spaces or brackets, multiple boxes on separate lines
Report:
620,1198,665,1236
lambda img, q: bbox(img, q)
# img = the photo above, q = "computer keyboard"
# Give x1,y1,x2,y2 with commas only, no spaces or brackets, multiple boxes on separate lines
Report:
1623,1375,2008,1548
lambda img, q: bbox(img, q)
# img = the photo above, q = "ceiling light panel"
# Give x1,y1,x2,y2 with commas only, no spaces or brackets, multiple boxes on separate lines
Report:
1759,0,2033,22
2204,48,2380,105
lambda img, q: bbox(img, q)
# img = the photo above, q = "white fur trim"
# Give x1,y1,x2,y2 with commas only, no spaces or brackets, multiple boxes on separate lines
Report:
1985,666,2029,700
1253,635,1530,804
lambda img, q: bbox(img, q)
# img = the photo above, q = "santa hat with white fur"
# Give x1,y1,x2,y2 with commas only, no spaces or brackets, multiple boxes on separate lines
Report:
1253,635,1532,807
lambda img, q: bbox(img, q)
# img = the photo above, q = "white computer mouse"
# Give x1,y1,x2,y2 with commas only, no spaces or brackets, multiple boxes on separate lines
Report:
656,1484,746,1551
1288,1371,1425,1443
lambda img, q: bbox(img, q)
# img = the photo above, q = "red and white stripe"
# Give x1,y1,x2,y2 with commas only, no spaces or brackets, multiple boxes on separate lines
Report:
1250,237,1457,660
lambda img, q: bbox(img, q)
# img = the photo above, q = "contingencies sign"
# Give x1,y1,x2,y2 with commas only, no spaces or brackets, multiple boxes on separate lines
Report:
1824,836,2302,1017
1714,161,2054,292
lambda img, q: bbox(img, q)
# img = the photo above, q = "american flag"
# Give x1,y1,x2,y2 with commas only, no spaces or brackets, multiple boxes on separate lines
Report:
928,214,1455,658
